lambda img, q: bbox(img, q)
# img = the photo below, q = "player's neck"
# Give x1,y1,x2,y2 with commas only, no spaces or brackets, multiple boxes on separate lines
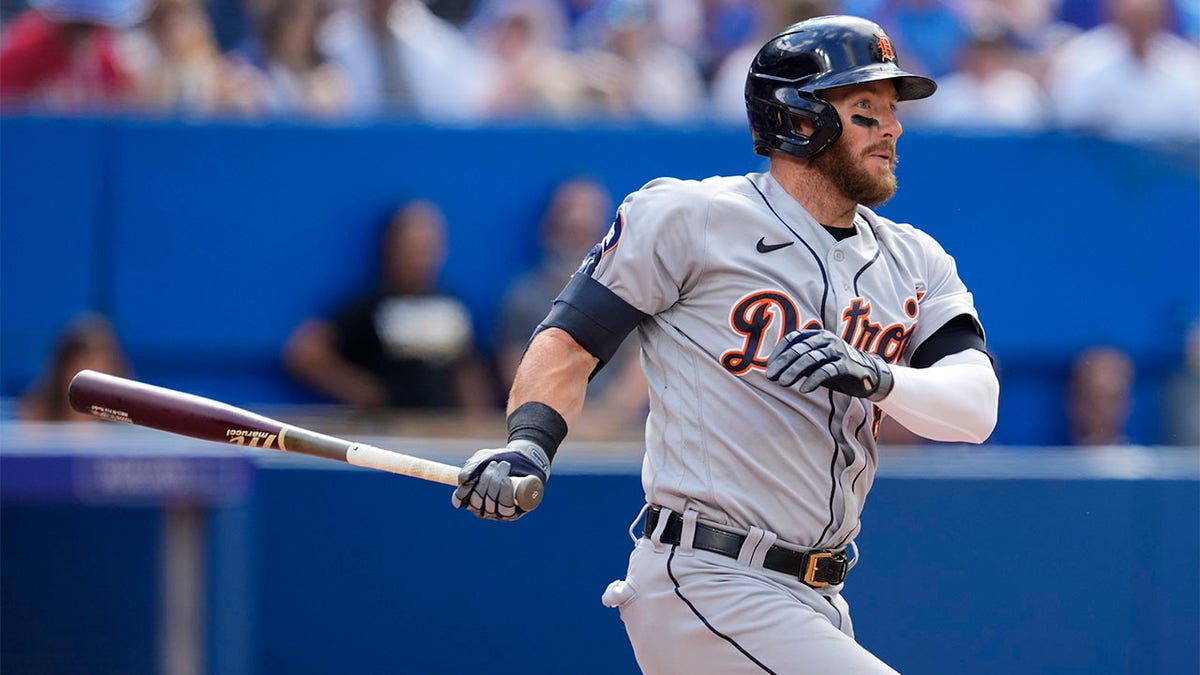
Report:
769,160,858,229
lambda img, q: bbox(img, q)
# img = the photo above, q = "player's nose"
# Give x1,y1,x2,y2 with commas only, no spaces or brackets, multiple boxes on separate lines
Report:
880,110,902,138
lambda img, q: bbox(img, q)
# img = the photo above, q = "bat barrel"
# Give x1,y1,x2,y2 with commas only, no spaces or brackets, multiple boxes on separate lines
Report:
69,369,289,446
66,370,545,512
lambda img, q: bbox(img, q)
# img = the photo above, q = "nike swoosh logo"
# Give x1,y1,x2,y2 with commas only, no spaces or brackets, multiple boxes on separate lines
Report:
756,237,794,253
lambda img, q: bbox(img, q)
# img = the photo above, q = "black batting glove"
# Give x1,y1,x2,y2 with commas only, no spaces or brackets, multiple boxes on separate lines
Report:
766,329,894,402
451,440,550,521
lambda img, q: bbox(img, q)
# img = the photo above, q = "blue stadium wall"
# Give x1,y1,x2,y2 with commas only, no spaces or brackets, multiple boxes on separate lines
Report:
2,115,1198,443
2,456,1198,675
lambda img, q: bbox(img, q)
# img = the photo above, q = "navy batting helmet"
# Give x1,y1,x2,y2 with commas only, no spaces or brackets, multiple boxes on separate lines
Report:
746,15,936,159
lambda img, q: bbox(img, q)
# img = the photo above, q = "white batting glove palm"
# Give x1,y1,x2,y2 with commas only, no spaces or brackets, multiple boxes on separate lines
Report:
451,440,550,521
766,329,894,401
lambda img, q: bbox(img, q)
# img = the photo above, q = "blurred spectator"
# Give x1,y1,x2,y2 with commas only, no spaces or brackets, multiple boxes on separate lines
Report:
123,0,265,116
319,0,485,120
653,0,705,62
495,176,648,433
1054,0,1113,31
496,176,613,387
0,0,146,110
2,2,29,24
425,0,475,26
470,0,589,119
863,0,974,79
560,0,612,50
256,0,350,118
576,0,705,122
957,0,1059,49
709,0,833,124
203,0,254,52
219,0,275,67
1161,320,1200,446
701,0,761,77
1180,0,1200,40
1065,346,1136,446
1044,0,1200,141
551,0,709,64
282,199,494,412
19,313,131,422
906,26,1049,131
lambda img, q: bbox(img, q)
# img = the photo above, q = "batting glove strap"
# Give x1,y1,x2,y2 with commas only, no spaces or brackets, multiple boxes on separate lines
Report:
451,441,550,521
865,355,894,401
766,329,895,401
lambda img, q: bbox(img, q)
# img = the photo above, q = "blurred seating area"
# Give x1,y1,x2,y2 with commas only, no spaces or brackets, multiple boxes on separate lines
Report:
2,117,1196,447
1,0,1197,449
1,0,1198,140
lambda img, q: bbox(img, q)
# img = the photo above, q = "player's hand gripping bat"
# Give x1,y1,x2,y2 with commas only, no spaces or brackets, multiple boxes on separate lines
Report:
66,370,544,511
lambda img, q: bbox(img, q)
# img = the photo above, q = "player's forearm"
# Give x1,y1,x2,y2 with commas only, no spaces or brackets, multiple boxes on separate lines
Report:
507,327,599,429
876,349,999,443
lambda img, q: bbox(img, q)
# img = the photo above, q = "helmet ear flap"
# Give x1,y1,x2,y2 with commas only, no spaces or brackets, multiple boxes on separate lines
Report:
790,93,843,158
749,89,842,159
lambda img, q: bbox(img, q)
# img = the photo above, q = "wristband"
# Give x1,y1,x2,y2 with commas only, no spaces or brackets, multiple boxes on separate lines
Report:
507,401,568,463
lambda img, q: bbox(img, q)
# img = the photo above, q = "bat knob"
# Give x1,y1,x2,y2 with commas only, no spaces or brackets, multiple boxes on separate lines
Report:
513,475,545,512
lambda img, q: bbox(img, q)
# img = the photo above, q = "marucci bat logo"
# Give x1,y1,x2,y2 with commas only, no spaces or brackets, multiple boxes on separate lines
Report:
226,429,280,449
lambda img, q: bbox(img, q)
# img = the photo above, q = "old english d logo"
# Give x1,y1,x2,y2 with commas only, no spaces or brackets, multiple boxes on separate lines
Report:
874,33,896,62
721,290,804,374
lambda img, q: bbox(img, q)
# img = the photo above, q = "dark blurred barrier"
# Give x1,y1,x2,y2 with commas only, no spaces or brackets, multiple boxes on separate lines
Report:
1,423,1197,674
2,115,1198,445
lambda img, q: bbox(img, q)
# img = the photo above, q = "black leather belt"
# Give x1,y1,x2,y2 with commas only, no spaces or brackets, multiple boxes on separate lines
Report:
643,507,850,588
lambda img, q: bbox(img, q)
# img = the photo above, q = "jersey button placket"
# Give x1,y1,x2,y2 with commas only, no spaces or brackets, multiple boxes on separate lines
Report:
831,249,851,293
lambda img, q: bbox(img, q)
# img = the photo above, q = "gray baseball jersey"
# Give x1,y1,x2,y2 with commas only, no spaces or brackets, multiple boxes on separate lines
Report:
589,171,979,549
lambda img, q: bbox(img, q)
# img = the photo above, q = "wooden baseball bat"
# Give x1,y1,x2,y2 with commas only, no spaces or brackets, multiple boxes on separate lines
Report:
66,369,543,511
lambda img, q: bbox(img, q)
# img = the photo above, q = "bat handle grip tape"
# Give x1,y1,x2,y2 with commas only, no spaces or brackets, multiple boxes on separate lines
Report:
345,444,544,512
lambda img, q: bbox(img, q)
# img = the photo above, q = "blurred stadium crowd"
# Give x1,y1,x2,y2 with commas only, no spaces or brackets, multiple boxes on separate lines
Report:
2,0,1199,140
3,0,1198,448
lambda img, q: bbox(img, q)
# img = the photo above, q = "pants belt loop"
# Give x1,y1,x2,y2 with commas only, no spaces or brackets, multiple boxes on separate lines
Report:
749,529,778,569
678,509,700,554
627,504,650,545
736,526,768,568
648,506,674,551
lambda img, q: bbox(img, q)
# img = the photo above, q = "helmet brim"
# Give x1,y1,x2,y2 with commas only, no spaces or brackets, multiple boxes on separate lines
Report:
809,64,937,101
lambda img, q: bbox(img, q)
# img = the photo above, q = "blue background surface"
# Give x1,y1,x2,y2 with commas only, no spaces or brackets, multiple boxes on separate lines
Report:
2,458,1197,675
2,116,1198,444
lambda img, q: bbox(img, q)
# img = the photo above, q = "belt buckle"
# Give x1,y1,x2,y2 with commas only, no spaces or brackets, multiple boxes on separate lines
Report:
802,551,847,588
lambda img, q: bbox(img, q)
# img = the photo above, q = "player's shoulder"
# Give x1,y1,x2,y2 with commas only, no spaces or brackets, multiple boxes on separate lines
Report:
626,174,755,213
858,206,950,256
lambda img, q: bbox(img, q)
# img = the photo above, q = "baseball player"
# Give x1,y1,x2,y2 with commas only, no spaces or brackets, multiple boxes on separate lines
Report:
453,15,999,674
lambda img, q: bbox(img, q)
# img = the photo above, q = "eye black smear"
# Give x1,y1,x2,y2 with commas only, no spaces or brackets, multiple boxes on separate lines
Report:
850,114,879,129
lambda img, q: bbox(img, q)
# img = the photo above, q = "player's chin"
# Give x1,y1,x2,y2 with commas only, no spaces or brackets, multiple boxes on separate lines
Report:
859,178,898,208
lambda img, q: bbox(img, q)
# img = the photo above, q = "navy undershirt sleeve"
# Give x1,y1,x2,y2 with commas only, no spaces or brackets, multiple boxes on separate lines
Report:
536,272,649,366
910,314,989,369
